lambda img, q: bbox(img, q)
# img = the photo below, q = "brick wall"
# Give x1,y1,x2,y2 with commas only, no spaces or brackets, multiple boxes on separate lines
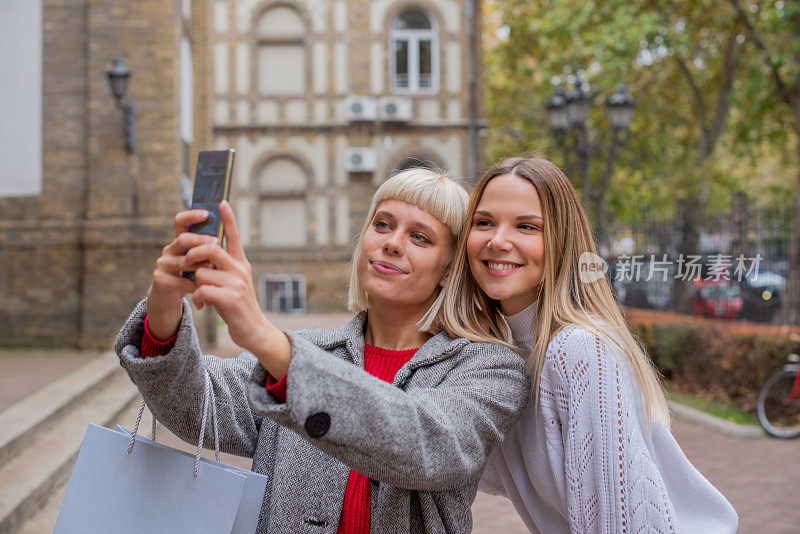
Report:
0,0,197,348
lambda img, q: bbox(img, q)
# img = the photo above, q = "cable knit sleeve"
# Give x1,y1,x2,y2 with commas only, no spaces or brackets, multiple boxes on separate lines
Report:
543,326,677,534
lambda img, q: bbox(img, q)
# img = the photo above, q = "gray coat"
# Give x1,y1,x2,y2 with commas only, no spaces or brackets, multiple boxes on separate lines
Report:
115,300,530,533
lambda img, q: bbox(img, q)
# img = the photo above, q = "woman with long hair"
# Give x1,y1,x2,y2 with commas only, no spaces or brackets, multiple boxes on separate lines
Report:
441,157,738,533
115,168,530,533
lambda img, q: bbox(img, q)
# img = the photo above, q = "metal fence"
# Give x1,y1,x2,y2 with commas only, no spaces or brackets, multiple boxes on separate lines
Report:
598,201,796,325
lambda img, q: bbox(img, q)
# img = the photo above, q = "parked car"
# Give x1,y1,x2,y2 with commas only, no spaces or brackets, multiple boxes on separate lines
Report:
613,260,675,310
741,271,785,323
692,281,743,320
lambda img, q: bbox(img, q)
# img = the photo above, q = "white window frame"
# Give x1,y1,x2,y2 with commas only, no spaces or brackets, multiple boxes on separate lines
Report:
390,15,438,94
260,274,307,314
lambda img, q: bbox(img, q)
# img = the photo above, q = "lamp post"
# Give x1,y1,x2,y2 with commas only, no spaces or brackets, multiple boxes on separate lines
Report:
106,57,136,154
606,84,636,132
545,82,635,237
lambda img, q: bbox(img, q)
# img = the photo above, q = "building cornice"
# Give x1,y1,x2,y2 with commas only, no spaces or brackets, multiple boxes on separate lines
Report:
212,120,488,135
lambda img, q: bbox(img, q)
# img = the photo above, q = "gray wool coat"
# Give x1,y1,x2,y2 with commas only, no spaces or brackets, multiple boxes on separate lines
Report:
114,299,530,534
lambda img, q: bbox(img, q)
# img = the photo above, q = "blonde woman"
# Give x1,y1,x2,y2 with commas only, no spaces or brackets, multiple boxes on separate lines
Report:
115,168,530,533
441,157,738,533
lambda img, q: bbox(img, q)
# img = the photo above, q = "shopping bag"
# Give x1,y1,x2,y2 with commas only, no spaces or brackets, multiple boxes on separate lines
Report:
114,425,268,534
54,370,262,534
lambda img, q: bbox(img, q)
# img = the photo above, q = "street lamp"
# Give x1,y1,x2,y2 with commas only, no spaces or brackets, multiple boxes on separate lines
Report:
606,84,635,131
545,80,635,242
544,87,569,132
106,57,136,154
565,81,592,128
547,81,594,204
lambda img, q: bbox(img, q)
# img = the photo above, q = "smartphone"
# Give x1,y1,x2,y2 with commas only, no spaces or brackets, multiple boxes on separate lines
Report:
182,149,235,280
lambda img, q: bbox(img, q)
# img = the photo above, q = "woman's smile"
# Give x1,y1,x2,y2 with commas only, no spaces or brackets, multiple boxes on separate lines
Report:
371,259,408,275
482,260,524,276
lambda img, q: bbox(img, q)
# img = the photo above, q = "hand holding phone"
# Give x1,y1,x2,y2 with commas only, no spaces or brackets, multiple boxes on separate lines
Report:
145,211,216,340
145,149,236,339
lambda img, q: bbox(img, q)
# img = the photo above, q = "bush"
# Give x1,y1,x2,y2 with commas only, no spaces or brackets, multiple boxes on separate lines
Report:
624,308,800,414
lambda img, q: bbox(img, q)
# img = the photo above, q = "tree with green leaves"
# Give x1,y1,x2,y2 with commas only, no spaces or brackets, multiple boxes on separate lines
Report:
727,0,799,322
484,0,763,312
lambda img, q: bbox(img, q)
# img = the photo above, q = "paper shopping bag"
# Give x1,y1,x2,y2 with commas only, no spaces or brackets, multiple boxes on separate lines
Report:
55,369,260,533
115,425,268,534
53,423,246,533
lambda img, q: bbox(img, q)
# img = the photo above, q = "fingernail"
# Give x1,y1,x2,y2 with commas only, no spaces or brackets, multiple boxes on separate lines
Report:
221,200,229,209
199,210,210,218
205,236,219,244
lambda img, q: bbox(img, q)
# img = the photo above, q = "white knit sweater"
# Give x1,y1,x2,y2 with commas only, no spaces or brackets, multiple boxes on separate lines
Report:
479,302,739,533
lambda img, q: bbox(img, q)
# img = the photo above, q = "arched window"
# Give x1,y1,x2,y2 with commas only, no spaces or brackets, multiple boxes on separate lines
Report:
257,156,307,246
390,9,438,93
255,5,306,95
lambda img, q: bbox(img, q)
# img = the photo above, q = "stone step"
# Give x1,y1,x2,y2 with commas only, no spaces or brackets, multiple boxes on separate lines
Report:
0,369,139,533
0,352,121,470
14,481,66,534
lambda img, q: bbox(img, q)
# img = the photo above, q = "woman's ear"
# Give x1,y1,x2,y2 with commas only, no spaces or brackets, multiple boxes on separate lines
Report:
439,255,456,288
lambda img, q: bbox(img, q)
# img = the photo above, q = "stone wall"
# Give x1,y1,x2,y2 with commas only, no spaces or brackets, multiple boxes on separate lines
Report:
0,0,198,348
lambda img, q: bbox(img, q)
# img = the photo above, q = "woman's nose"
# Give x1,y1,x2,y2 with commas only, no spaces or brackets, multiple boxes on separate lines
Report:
487,228,512,252
382,234,403,255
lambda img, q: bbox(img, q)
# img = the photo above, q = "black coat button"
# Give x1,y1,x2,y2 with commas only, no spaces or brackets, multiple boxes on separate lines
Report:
305,411,331,438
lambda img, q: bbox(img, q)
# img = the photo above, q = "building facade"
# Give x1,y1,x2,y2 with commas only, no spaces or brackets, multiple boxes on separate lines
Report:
209,0,484,312
0,0,483,346
0,0,209,347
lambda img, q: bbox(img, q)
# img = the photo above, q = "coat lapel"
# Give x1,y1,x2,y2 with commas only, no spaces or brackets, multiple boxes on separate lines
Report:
303,312,470,383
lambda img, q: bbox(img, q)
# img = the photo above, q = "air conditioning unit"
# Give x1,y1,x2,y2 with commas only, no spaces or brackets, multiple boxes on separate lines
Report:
344,148,378,172
344,96,378,122
379,97,412,122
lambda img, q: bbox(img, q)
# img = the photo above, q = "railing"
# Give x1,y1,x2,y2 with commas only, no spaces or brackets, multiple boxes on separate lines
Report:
598,203,796,325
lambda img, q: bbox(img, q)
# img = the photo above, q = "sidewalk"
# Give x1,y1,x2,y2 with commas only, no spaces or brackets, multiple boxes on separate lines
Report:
0,349,99,411
670,416,799,533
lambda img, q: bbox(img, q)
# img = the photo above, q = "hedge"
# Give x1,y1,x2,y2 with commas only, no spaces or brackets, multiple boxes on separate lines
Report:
623,308,800,414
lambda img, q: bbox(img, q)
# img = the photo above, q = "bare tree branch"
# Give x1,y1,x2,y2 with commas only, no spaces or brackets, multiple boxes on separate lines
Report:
672,51,709,135
705,34,741,157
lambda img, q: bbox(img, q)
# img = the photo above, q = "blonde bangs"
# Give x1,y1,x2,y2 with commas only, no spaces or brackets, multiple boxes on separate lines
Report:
369,168,469,238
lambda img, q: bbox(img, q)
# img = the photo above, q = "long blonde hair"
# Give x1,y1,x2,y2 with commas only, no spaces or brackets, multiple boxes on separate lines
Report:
441,157,670,428
346,167,470,334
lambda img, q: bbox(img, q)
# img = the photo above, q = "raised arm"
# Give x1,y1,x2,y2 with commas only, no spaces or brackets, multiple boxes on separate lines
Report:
247,335,530,492
543,327,677,534
115,299,263,457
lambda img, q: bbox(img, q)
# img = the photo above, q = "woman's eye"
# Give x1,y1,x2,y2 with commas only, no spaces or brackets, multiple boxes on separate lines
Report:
374,220,391,230
519,224,538,231
473,219,492,227
411,233,431,244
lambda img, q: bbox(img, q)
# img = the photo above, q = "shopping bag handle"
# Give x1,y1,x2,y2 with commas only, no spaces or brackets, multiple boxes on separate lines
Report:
126,369,221,478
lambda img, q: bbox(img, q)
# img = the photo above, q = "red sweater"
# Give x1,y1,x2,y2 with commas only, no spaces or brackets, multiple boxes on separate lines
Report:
140,316,417,534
